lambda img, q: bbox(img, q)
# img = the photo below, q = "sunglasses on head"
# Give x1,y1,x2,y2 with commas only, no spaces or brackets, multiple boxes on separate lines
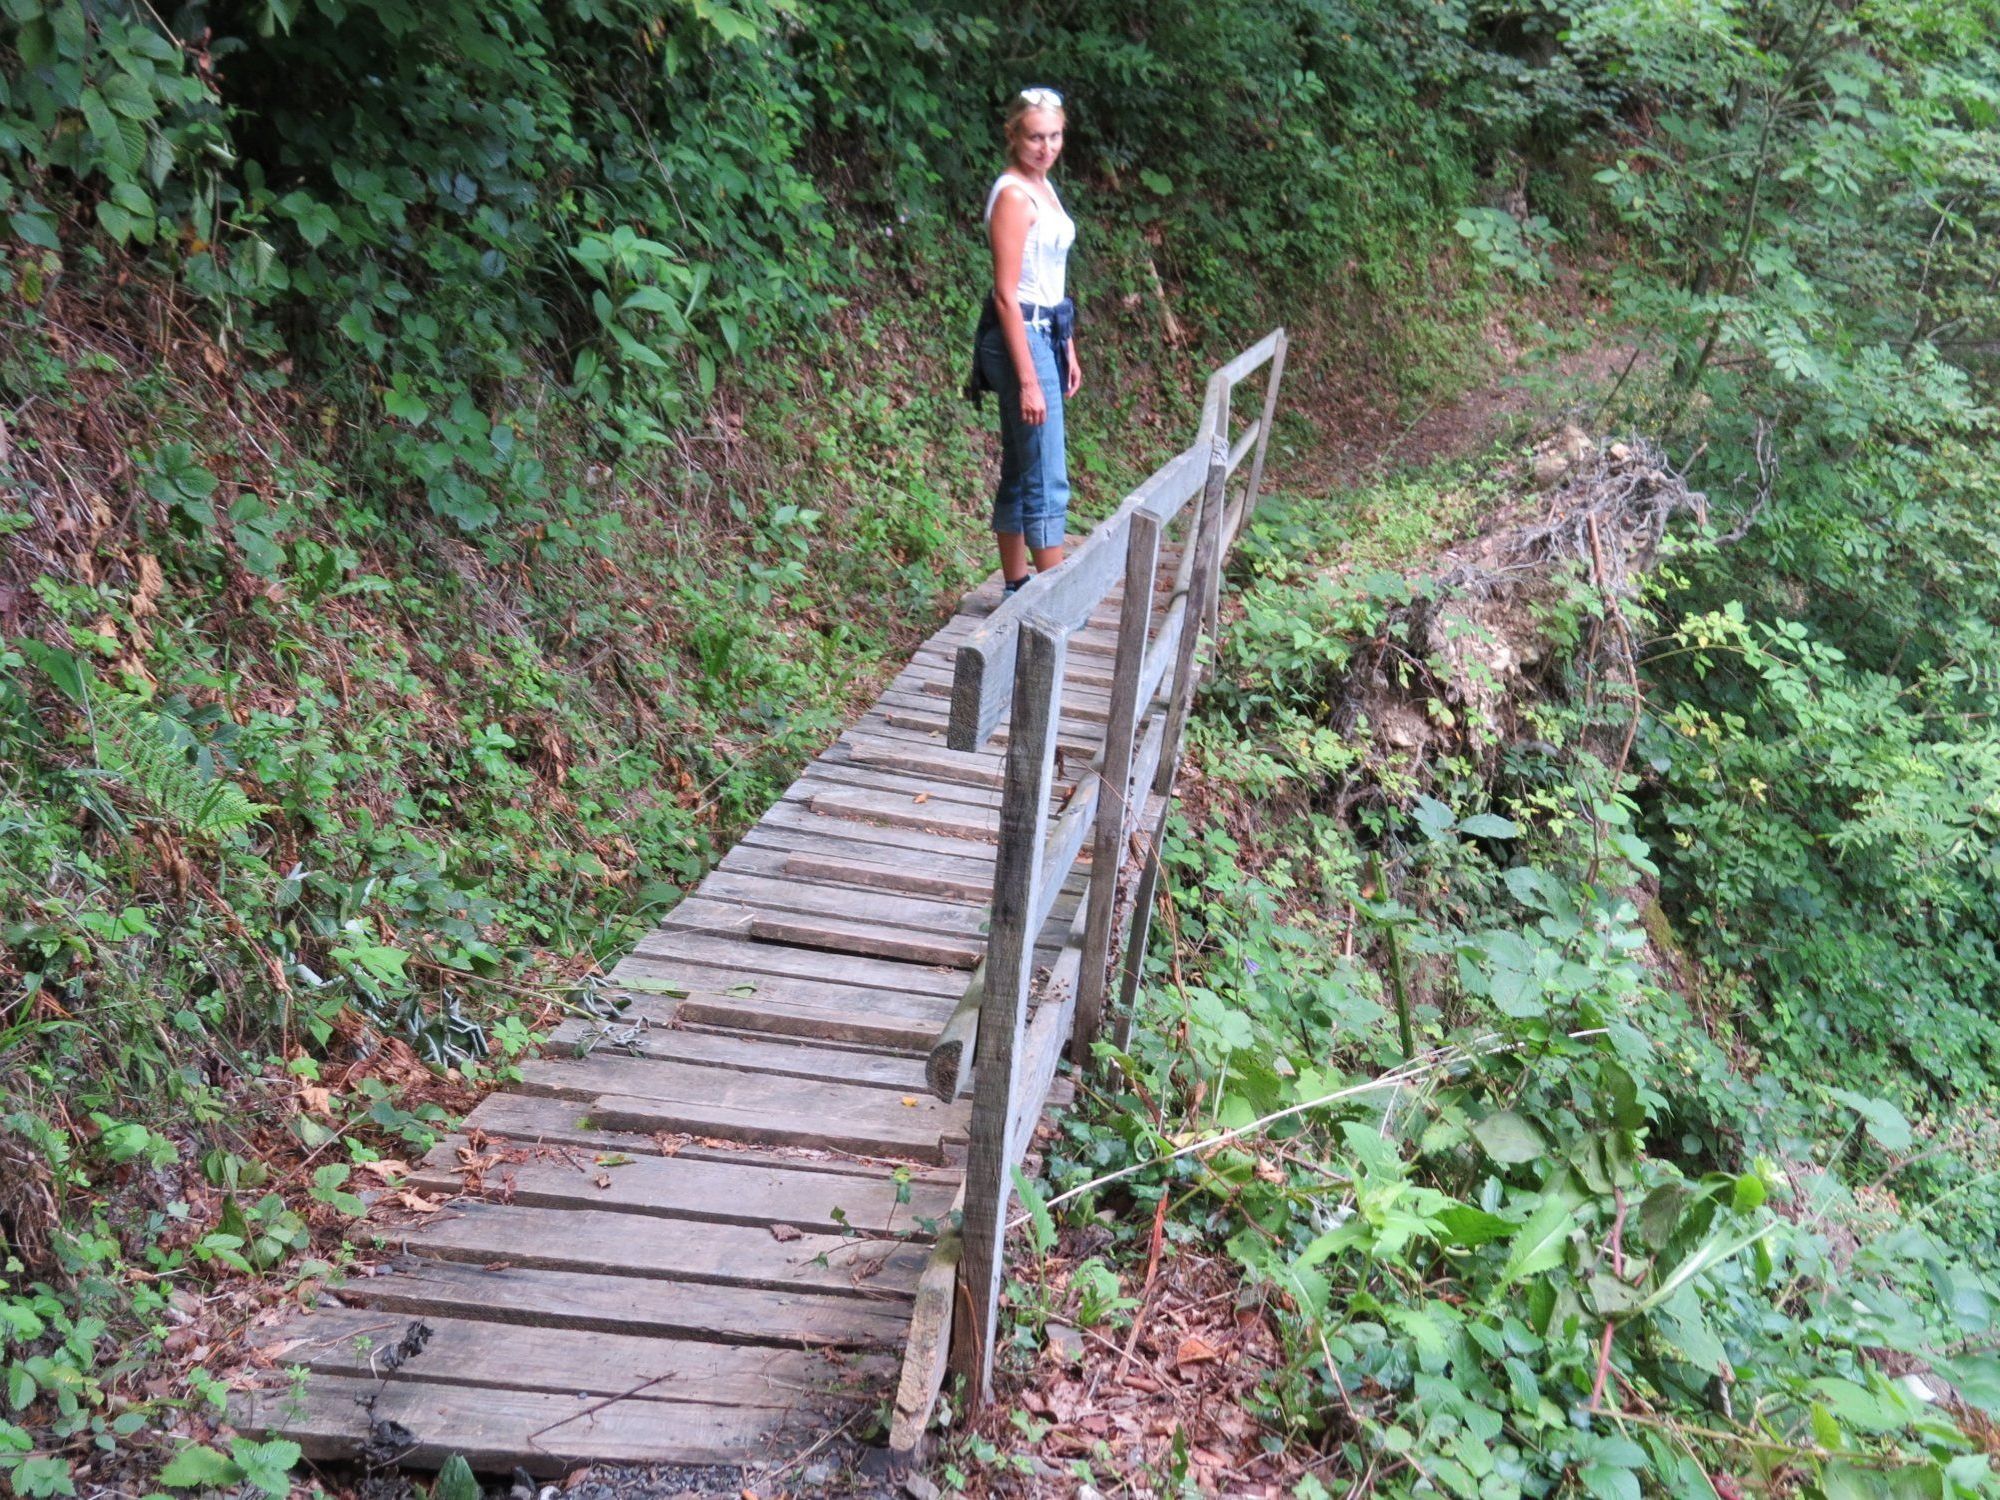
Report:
1016,87,1064,111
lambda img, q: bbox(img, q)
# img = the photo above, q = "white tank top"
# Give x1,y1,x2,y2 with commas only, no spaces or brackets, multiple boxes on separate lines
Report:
985,171,1075,308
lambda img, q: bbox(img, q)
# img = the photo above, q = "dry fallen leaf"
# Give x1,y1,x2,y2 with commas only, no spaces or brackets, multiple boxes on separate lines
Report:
769,1223,802,1242
355,1159,412,1183
592,1174,612,1190
396,1191,443,1214
913,792,930,804
1176,1334,1221,1367
901,1095,919,1107
298,1085,334,1116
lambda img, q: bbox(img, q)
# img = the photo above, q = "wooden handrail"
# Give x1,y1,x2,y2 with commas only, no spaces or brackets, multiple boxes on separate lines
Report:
922,328,1287,1411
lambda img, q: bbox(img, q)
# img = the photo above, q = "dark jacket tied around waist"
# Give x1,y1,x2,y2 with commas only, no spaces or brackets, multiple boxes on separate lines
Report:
965,294,1076,402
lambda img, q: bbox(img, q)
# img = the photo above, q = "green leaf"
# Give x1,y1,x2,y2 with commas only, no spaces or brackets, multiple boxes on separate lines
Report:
433,1455,479,1500
1471,1109,1546,1165
383,389,429,425
1457,813,1520,838
1139,169,1174,196
9,210,59,249
1436,1205,1513,1247
230,1438,301,1499
1808,1377,1911,1435
1497,1195,1574,1289
159,1445,244,1489
10,1455,74,1498
1820,1459,1945,1500
5,1365,34,1410
1010,1166,1056,1256
1826,1089,1912,1152
1730,1172,1766,1213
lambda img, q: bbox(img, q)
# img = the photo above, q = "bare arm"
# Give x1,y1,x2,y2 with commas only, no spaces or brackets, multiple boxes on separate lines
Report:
988,187,1047,427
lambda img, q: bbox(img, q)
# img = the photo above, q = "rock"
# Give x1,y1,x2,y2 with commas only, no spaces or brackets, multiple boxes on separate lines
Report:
1045,1320,1085,1365
801,1462,834,1486
1532,423,1596,487
903,1476,941,1500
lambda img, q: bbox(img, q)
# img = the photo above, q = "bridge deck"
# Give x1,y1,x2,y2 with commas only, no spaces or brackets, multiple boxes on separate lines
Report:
232,552,1176,1475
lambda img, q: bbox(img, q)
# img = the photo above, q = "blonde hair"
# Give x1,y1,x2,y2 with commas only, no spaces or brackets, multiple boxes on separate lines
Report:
1004,87,1066,143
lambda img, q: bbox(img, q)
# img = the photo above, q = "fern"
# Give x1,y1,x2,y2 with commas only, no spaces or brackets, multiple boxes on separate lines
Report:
91,699,268,838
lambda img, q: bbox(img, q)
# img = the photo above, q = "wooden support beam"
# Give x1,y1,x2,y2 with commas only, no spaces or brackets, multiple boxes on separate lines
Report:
953,618,1064,1404
1073,506,1161,1057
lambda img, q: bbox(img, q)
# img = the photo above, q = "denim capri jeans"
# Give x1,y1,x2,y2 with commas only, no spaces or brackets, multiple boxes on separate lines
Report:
977,318,1070,551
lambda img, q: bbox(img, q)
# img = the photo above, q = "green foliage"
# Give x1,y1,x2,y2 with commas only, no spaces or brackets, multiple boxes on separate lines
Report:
1029,477,2000,1497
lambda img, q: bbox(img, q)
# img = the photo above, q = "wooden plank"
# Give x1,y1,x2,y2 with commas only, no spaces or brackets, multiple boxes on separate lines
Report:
1225,416,1261,477
1010,901,1089,1150
622,931,968,999
262,1307,892,1410
607,956,953,1033
516,1054,968,1136
458,1093,959,1183
332,1259,912,1350
387,1200,931,1296
748,912,982,970
1196,328,1285,445
1035,776,1099,913
1240,328,1288,536
747,800,1003,869
759,847,990,905
1126,442,1207,527
956,619,1064,1402
518,1046,940,1106
1076,505,1162,1054
1155,437,1229,796
408,1135,953,1232
657,896,985,970
699,860,987,932
889,1190,966,1457
802,786,1001,842
1136,595,1187,717
591,1091,959,1164
1113,797,1170,1054
925,963,982,1102
673,992,941,1051
799,758,1006,810
232,1372,805,1475
838,738,1007,790
544,1018,944,1090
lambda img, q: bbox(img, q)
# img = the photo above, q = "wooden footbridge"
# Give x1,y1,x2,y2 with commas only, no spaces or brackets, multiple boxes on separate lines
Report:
235,331,1286,1477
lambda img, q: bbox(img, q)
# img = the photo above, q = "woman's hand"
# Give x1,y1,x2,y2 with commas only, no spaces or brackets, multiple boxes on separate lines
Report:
1020,380,1048,426
1065,348,1082,399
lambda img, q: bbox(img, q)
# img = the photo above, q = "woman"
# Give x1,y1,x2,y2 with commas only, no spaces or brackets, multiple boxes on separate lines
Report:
971,86,1080,594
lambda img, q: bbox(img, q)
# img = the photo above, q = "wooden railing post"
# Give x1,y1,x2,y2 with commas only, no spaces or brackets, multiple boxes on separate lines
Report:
953,618,1066,1405
1071,510,1162,1060
1155,435,1230,797
1239,328,1288,537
